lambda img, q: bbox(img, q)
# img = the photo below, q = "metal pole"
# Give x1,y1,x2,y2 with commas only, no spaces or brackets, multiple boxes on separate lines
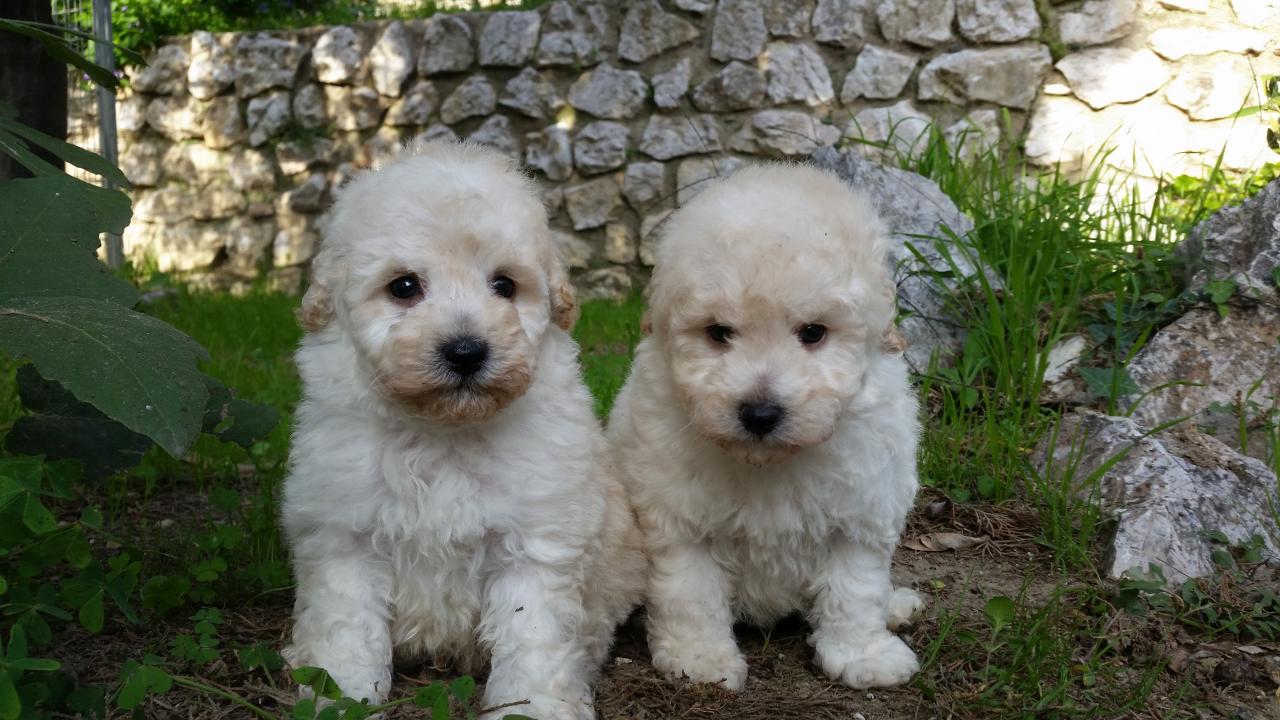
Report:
92,0,123,268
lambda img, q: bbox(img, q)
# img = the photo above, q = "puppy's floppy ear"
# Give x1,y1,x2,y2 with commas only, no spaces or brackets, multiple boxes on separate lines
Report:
297,247,336,332
548,261,579,332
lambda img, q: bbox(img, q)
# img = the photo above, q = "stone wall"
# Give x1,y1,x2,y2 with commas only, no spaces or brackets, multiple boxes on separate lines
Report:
109,0,1280,296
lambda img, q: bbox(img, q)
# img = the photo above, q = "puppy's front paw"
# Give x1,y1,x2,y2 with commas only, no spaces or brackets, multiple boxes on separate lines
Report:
887,587,926,631
650,638,748,690
814,632,919,689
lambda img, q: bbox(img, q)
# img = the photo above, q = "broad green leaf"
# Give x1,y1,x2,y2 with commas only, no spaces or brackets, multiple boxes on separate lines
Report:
6,366,153,480
448,676,475,703
0,118,129,187
115,662,170,710
20,494,56,535
413,684,445,709
202,377,280,449
1205,278,1236,305
0,177,135,304
80,506,103,530
0,669,18,720
0,576,6,595
291,667,341,700
78,589,105,633
65,529,93,569
7,626,27,660
9,658,59,672
1079,366,1140,399
0,297,211,456
984,595,1015,633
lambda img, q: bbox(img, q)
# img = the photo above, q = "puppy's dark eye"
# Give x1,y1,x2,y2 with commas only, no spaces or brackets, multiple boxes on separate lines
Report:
798,324,827,345
706,324,734,345
388,274,422,300
491,274,516,299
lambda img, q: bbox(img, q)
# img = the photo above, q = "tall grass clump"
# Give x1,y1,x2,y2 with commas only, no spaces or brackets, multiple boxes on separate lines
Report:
892,124,1275,564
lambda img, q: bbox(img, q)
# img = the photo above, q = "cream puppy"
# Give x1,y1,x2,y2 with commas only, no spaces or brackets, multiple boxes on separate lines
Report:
282,142,644,719
608,164,923,691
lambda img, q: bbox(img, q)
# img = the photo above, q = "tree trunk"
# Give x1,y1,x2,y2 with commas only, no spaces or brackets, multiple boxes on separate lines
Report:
0,0,69,181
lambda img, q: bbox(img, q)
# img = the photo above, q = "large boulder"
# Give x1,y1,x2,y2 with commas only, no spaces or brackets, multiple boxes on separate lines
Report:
810,146,980,371
1033,409,1279,584
1122,180,1280,460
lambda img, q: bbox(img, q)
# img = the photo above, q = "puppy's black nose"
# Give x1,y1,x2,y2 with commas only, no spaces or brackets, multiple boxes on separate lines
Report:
440,337,489,376
738,402,785,437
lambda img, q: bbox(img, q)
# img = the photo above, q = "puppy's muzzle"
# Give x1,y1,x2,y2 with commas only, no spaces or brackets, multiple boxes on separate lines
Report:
439,337,489,378
738,401,785,438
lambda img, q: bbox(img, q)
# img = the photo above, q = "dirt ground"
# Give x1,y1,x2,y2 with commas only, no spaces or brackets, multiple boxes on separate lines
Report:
58,495,1280,720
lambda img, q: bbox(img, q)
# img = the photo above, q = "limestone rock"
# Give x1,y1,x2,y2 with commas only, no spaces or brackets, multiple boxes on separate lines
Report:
676,155,744,203
499,67,562,120
1160,0,1209,10
132,43,188,95
918,44,1052,110
691,61,768,112
479,11,541,66
274,212,321,266
234,33,304,98
537,0,610,67
568,63,647,120
120,137,168,187
765,0,815,37
276,137,336,175
414,123,460,145
810,145,981,371
579,267,633,301
676,0,713,12
134,187,199,223
639,114,722,160
944,109,1001,160
840,45,917,102
203,96,246,149
1166,55,1255,121
639,208,673,264
619,0,701,63
1040,335,1091,405
193,184,247,220
386,79,439,126
1178,179,1280,303
574,121,631,175
247,90,292,146
314,26,366,85
1230,0,1280,25
731,109,840,156
224,217,277,276
846,100,932,156
1058,0,1137,45
525,125,574,181
146,96,203,141
292,84,328,129
605,222,638,263
228,148,277,191
123,219,224,272
418,16,475,75
813,0,868,47
1056,48,1169,109
1024,94,1094,170
877,0,955,47
653,58,693,110
623,161,667,209
712,0,769,61
324,85,384,131
956,0,1041,42
1148,25,1271,60
763,41,834,106
163,144,235,186
116,96,147,136
468,114,521,160
359,127,407,168
280,173,329,214
565,175,623,230
554,230,594,269
188,32,234,100
370,22,416,96
1033,409,1279,584
440,75,497,124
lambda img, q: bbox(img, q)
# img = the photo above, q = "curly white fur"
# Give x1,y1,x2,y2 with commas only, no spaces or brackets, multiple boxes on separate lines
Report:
282,142,644,719
608,163,924,691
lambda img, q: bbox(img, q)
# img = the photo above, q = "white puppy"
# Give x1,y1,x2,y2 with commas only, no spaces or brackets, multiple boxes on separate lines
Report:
282,142,644,719
608,164,924,691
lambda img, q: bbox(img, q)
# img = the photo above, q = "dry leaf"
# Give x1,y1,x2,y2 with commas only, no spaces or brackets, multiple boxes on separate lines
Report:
1235,645,1265,655
903,532,990,552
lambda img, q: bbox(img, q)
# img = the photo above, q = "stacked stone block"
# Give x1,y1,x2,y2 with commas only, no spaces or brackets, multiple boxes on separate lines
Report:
110,0,1278,295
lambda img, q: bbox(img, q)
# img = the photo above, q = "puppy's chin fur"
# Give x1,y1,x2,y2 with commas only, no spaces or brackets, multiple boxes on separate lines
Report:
378,363,535,424
712,438,805,468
